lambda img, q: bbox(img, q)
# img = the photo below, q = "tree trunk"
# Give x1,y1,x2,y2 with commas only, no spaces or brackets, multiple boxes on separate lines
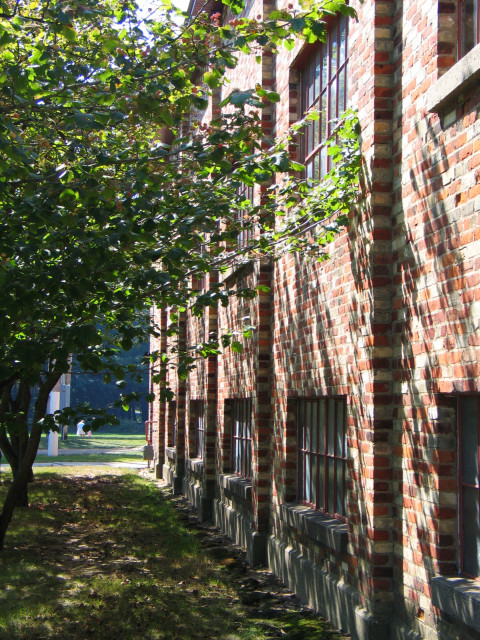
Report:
14,475,29,508
0,469,31,549
0,373,59,549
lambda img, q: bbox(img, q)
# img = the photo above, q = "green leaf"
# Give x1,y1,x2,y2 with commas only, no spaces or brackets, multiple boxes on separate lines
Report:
221,0,244,15
231,341,243,354
60,25,77,43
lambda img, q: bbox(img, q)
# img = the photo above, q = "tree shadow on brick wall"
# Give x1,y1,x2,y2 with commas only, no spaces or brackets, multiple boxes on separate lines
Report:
391,67,480,637
270,163,375,622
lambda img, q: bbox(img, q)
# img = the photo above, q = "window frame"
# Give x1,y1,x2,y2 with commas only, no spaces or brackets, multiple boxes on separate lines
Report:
231,398,252,479
458,0,480,59
190,400,205,460
297,397,347,521
458,395,480,579
300,15,348,182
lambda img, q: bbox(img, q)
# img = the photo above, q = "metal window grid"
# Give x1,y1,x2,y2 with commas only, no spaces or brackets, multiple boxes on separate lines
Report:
191,400,205,459
459,0,480,58
297,397,347,520
300,15,348,182
231,398,252,478
459,395,480,578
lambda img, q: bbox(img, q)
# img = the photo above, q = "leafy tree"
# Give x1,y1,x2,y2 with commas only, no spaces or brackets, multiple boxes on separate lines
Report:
0,0,360,548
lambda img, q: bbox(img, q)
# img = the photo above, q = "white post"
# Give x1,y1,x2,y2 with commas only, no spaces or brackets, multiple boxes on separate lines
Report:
47,430,59,456
47,387,60,457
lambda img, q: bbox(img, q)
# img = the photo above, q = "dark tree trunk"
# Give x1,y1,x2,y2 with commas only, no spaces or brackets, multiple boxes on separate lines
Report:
14,473,30,508
0,374,58,550
0,468,31,549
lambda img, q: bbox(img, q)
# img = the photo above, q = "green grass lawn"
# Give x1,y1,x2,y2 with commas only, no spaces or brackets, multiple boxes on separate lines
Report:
0,469,346,640
38,432,146,451
34,453,143,464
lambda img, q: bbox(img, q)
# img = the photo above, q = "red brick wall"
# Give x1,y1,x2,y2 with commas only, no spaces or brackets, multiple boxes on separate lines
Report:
150,0,480,637
391,0,480,635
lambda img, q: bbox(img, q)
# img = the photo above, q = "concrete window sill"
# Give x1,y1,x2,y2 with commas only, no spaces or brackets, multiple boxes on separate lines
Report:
431,576,480,633
218,258,255,284
219,474,252,501
186,457,204,474
427,43,480,112
166,447,177,461
279,504,348,554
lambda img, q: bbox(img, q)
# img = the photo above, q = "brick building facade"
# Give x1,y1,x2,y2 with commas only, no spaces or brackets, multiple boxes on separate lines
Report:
149,1,480,638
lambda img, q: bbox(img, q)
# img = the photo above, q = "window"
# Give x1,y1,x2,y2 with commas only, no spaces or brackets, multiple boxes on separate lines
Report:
298,398,347,519
191,400,205,459
232,398,252,478
459,0,480,58
300,15,348,181
168,401,177,447
459,396,480,577
235,184,254,250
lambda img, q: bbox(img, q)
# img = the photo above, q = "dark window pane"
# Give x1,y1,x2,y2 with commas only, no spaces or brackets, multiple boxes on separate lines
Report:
314,56,321,98
331,27,338,76
313,153,320,182
314,118,320,149
306,400,312,429
306,121,313,155
320,91,327,141
339,17,347,66
306,160,314,181
463,485,480,576
318,457,325,510
318,399,326,452
321,146,328,179
329,78,337,133
328,458,335,514
336,461,344,516
462,396,479,486
321,42,328,86
305,454,312,503
311,401,318,452
336,401,344,457
461,0,478,56
328,399,336,455
339,68,346,113
311,455,317,506
308,61,315,106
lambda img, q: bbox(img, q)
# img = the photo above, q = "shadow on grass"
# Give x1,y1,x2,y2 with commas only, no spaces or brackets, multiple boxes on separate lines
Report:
37,434,145,452
0,473,345,640
34,453,142,464
0,474,237,640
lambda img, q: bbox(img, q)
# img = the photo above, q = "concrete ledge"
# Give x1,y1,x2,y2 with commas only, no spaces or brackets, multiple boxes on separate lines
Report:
213,498,267,566
186,457,204,475
166,447,177,461
279,503,348,553
432,575,480,633
427,42,480,112
183,478,212,522
219,473,252,501
162,464,183,496
267,536,390,640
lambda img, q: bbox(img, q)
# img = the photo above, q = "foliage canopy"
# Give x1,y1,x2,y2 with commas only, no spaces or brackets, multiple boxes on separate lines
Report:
0,0,361,547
